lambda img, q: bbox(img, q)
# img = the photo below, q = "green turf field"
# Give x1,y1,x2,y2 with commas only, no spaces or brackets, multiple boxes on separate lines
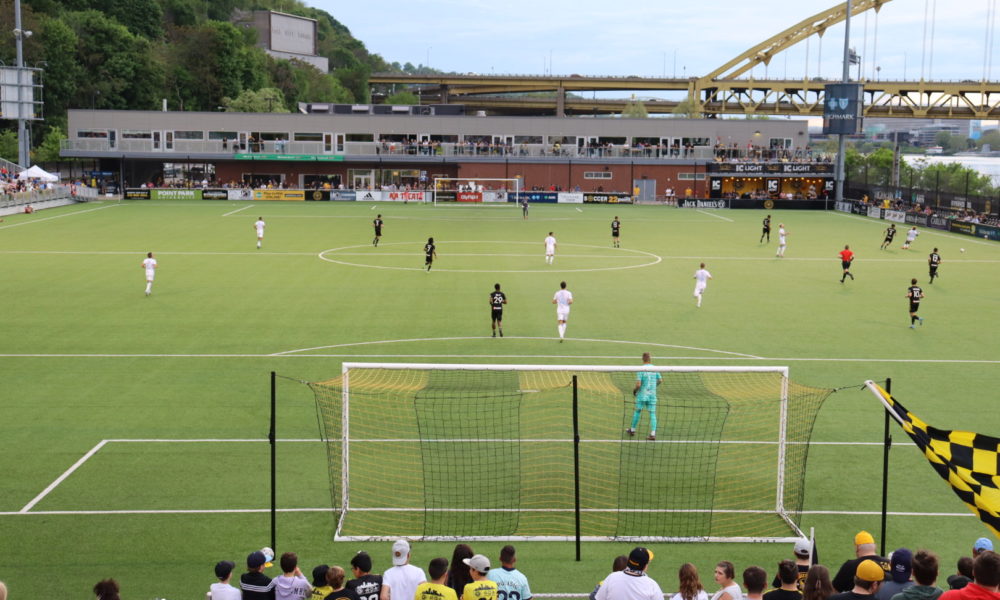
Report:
2,199,999,599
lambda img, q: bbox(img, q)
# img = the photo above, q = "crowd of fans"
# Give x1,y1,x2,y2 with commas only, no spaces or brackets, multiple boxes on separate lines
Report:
55,530,1000,600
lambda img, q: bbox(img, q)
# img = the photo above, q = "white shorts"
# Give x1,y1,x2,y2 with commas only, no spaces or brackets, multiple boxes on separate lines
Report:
557,309,570,321
546,249,555,256
694,283,707,296
145,270,156,281
256,230,265,238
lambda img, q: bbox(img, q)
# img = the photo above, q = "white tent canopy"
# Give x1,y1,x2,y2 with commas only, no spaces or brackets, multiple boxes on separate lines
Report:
17,165,58,182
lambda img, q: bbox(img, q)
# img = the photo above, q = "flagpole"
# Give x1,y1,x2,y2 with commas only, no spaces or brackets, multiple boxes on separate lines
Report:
880,377,891,557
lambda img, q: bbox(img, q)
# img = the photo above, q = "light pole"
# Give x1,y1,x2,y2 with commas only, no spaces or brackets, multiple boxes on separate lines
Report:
834,0,853,207
14,0,32,168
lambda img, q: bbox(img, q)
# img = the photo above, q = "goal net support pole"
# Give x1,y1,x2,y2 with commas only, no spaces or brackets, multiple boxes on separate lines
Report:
310,363,831,543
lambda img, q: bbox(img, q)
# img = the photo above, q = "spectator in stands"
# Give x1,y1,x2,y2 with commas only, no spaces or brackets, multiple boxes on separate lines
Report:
671,563,709,600
415,558,458,600
487,545,531,600
833,531,890,592
947,558,973,591
830,560,886,600
448,544,475,597
973,539,993,559
93,578,121,600
461,555,497,600
324,566,359,600
346,551,383,600
804,565,835,600
210,560,241,600
275,552,312,600
773,539,815,590
242,550,277,599
591,555,628,600
745,566,769,600
890,550,942,600
939,551,1000,600
309,565,331,600
595,547,663,600
766,561,804,600
382,540,426,600
878,549,915,600
713,561,744,600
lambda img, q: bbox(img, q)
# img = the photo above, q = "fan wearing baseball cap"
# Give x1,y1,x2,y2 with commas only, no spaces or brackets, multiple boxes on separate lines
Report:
939,552,1000,600
382,540,427,600
241,550,277,599
888,550,943,600
877,549,915,600
833,532,891,592
973,539,994,558
595,547,664,600
829,560,887,600
461,554,497,600
209,560,241,600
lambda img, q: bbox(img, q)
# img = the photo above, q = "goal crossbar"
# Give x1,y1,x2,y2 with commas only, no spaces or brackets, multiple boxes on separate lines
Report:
310,363,827,542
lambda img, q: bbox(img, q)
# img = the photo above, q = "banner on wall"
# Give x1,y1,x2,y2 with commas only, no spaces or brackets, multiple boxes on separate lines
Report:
457,192,483,202
227,188,253,200
151,189,202,200
124,188,151,200
330,190,357,201
201,189,228,200
558,193,584,204
583,193,633,204
883,210,906,223
254,189,305,201
512,191,558,204
867,206,882,218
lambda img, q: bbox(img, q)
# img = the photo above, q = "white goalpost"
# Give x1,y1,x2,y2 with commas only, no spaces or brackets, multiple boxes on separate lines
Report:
432,177,521,206
307,363,831,542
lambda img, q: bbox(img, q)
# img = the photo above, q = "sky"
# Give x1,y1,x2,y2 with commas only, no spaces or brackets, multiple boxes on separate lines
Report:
309,0,1000,89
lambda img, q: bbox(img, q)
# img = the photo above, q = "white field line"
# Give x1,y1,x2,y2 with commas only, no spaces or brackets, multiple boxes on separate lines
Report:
575,207,583,212
221,204,252,217
19,439,108,513
329,252,643,258
697,209,734,222
0,203,119,230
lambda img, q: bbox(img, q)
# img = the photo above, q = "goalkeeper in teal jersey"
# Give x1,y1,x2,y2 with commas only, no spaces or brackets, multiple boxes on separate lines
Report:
627,352,663,441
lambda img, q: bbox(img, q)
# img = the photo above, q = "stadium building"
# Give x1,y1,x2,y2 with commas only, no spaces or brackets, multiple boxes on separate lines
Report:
61,107,832,206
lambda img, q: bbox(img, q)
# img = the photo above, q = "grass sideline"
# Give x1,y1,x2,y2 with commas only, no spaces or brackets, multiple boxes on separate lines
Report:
1,199,999,599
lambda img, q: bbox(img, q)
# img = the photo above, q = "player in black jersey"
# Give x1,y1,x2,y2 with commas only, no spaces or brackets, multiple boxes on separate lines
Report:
424,237,436,271
347,551,383,600
928,247,942,283
880,223,896,250
907,278,925,328
372,214,383,246
611,216,621,248
490,283,507,337
760,214,771,243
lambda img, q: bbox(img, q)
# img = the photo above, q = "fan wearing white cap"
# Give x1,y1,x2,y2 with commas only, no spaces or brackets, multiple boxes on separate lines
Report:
461,555,497,600
382,540,427,600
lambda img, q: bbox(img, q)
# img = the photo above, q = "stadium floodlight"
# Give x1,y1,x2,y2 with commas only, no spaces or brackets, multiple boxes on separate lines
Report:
307,363,832,542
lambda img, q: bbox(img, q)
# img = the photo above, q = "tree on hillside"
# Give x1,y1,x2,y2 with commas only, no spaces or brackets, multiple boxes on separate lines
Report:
268,58,353,108
977,129,1000,150
384,90,419,105
222,87,289,113
672,98,699,118
621,96,648,118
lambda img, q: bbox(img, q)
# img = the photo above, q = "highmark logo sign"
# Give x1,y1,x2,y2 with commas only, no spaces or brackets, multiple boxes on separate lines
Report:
823,83,863,135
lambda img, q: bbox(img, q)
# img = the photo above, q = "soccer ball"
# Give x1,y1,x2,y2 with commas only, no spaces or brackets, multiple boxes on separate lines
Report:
961,248,966,253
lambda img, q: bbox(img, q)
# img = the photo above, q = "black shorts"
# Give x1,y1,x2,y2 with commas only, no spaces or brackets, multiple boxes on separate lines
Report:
884,236,893,243
929,265,938,274
374,227,382,236
909,302,920,313
612,231,620,238
842,260,852,269
491,308,503,321
763,227,770,233
425,255,433,264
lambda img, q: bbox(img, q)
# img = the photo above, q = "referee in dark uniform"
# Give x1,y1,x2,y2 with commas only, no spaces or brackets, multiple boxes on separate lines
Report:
928,247,941,283
490,283,507,337
907,278,925,328
760,214,771,243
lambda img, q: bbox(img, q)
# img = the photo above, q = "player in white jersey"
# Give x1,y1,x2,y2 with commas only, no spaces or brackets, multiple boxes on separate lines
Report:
142,252,157,296
776,224,787,258
544,232,557,264
902,226,919,249
552,281,573,342
254,217,265,249
693,262,713,307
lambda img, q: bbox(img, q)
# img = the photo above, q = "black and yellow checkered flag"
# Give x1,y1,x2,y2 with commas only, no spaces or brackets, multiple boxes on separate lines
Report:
866,381,1000,536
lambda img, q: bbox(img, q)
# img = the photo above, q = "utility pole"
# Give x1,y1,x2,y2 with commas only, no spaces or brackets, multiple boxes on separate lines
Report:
14,0,30,167
834,0,853,205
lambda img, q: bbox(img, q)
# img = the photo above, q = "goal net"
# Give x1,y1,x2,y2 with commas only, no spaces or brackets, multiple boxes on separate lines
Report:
432,177,520,205
308,363,831,542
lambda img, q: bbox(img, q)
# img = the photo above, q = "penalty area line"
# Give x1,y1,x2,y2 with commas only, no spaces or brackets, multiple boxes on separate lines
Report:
221,204,252,217
20,439,108,513
697,209,734,222
0,203,120,230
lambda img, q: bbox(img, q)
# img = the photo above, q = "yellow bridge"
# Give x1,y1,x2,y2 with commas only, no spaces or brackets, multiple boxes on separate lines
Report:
369,0,1000,119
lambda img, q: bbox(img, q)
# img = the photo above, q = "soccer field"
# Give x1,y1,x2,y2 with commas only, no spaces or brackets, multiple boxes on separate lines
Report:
2,199,999,599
